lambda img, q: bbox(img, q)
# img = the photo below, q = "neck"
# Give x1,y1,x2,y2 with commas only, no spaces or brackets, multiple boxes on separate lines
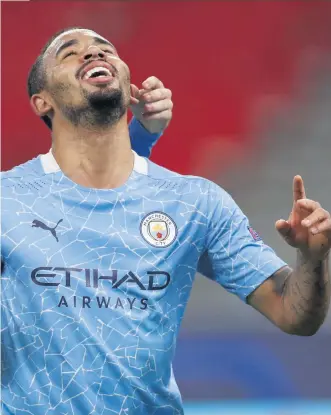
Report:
51,115,134,189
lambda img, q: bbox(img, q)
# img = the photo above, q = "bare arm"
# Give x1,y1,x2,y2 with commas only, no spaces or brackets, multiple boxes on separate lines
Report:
248,252,330,335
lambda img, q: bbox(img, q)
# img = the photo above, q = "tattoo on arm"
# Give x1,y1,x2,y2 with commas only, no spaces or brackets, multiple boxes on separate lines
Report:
272,252,330,335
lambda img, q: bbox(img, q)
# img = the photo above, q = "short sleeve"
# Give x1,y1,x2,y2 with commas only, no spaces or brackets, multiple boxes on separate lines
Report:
198,182,287,302
129,117,162,158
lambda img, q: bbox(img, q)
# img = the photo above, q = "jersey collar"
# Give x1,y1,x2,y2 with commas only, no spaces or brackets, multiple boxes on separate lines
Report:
40,149,148,176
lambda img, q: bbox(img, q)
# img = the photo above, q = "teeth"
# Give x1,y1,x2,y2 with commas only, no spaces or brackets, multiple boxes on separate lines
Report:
84,67,112,79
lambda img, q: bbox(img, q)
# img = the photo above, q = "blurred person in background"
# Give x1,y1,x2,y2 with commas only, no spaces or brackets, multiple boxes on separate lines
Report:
1,27,331,415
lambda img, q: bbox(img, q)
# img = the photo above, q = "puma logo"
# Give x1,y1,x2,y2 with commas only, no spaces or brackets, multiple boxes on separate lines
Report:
32,219,63,242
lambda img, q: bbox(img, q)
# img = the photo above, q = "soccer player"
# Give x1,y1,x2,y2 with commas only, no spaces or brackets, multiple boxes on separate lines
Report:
1,28,330,415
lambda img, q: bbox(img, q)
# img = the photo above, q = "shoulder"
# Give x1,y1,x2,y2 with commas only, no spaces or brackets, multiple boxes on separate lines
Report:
146,158,218,194
145,158,235,216
1,156,45,195
147,159,232,199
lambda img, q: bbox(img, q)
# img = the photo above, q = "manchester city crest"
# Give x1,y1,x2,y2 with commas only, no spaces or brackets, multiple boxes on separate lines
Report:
140,212,177,247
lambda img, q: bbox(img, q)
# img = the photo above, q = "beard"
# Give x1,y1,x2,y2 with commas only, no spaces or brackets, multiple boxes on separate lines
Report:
52,83,128,129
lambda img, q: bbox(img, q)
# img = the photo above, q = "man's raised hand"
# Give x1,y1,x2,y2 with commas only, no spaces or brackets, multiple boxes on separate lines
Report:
276,175,331,260
130,76,173,134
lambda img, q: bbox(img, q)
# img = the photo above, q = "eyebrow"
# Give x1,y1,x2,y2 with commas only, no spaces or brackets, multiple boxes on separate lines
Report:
93,37,116,51
55,39,78,57
55,37,116,58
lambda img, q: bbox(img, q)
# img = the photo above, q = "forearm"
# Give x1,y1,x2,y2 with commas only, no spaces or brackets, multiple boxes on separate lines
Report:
280,251,330,335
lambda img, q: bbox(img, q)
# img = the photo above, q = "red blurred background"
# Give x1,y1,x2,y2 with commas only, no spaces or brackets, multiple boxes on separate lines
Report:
3,1,331,175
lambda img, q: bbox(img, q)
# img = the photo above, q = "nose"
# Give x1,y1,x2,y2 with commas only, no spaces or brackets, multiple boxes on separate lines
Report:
83,46,105,61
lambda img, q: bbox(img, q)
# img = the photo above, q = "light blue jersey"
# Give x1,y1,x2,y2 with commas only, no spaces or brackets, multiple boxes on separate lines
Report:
1,122,286,414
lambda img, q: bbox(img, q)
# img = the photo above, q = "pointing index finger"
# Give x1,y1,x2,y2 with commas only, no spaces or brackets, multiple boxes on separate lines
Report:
293,175,306,202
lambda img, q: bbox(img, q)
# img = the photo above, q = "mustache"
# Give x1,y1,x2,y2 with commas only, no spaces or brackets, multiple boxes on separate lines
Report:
76,59,118,79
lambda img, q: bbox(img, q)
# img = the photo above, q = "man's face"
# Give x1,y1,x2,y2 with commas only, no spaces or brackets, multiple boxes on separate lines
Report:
43,29,131,127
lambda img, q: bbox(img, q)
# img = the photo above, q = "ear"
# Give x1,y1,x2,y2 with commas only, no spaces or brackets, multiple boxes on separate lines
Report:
30,93,53,118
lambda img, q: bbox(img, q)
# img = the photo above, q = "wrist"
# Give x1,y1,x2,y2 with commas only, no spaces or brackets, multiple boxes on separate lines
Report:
135,118,162,135
297,248,329,265
130,116,161,137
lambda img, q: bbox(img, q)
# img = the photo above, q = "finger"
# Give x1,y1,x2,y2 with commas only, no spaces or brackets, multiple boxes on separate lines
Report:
142,109,172,121
130,84,140,105
309,218,331,235
144,99,173,114
130,84,140,99
296,198,321,213
275,219,294,244
301,207,330,228
130,96,139,105
142,76,164,90
293,175,306,202
141,88,172,103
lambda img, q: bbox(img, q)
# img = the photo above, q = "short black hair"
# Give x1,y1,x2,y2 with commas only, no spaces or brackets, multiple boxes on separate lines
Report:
27,27,85,130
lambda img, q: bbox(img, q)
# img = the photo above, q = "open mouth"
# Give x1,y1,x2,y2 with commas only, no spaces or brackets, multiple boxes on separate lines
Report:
82,66,113,80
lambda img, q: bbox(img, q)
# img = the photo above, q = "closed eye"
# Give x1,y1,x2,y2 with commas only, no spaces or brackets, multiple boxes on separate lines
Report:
63,51,77,59
103,49,115,55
